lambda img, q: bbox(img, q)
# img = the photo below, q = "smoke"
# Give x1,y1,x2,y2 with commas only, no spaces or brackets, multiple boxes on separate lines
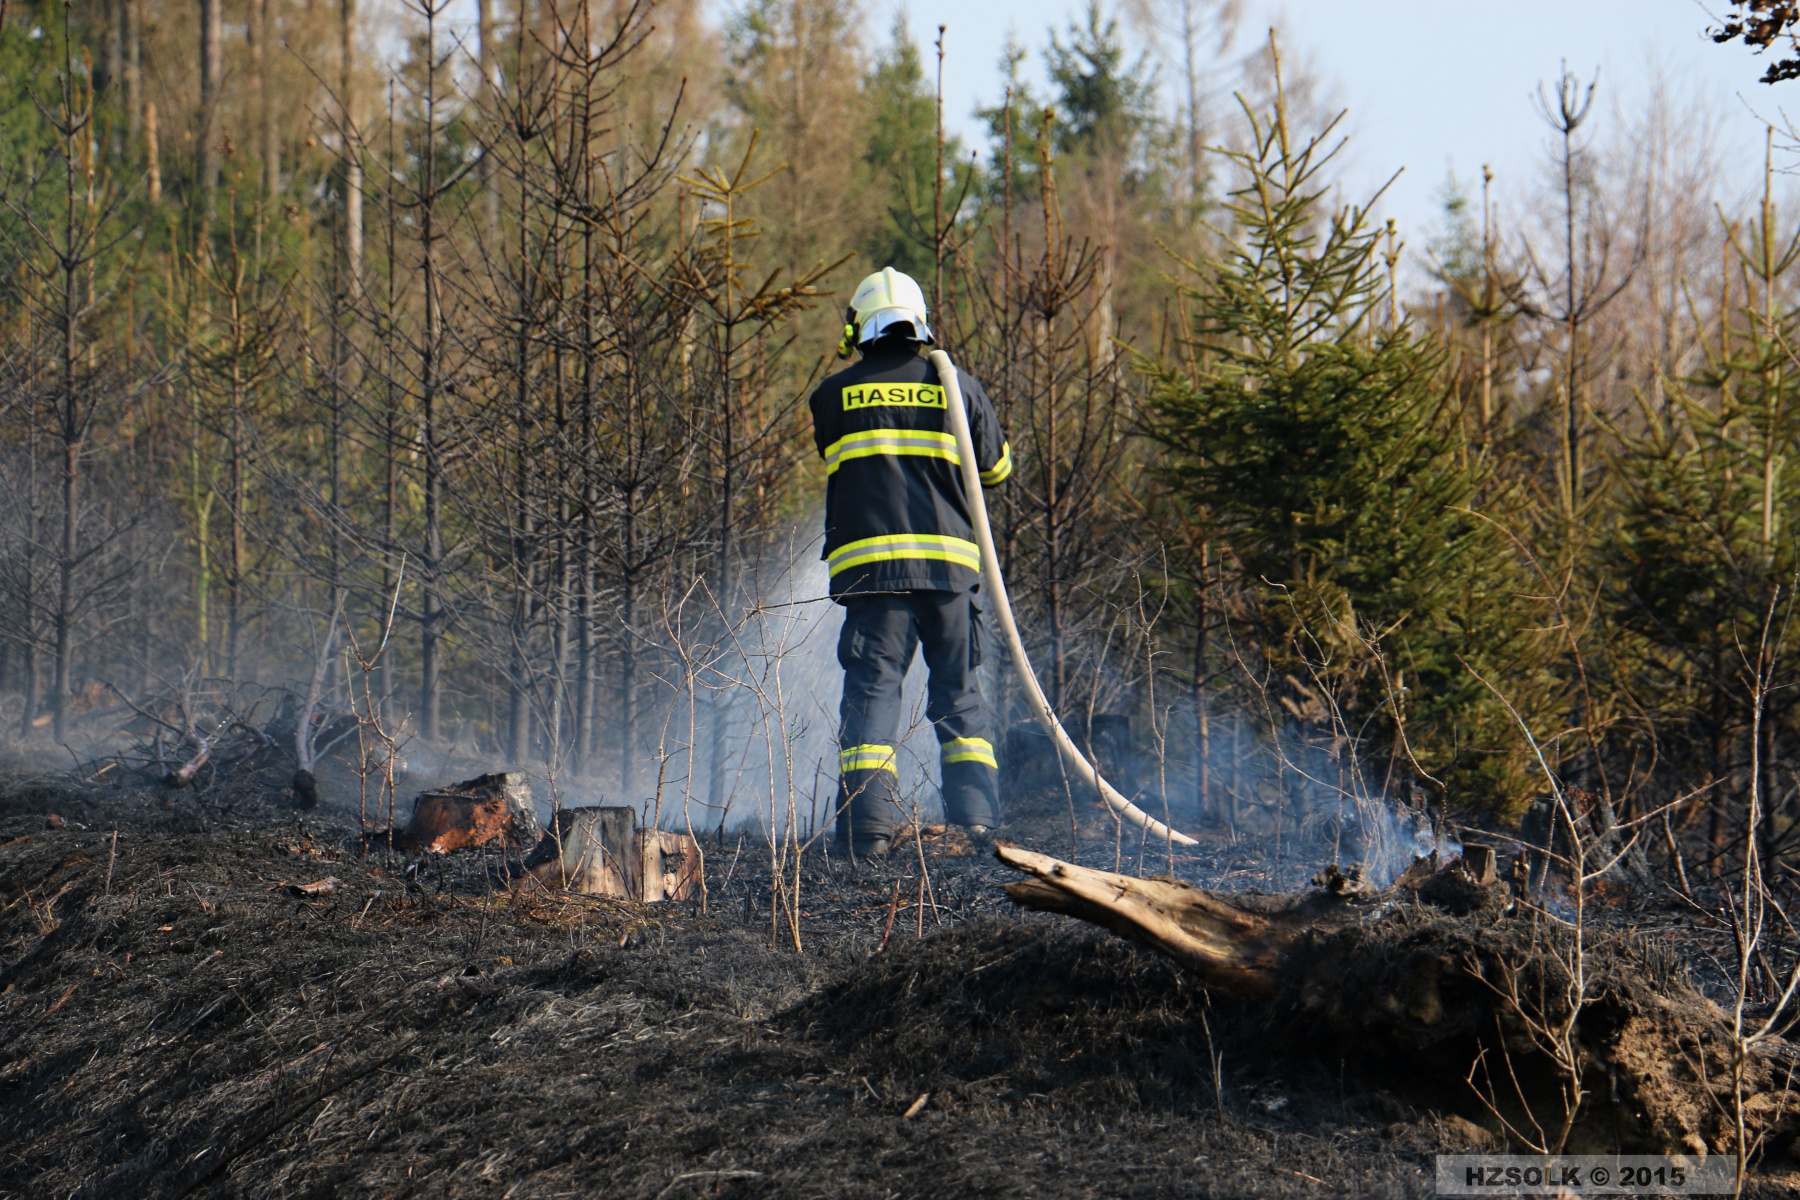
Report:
696,531,951,839
700,528,1466,877
1205,717,1463,889
1351,795,1463,888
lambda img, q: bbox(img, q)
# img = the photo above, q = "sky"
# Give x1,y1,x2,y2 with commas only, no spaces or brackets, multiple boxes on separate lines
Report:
866,0,1791,266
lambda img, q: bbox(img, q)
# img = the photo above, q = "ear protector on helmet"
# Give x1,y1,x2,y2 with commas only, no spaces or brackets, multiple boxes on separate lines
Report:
837,307,859,359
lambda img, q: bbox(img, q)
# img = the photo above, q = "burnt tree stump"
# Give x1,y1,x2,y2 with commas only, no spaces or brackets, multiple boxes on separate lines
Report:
397,773,539,854
524,807,700,902
640,829,702,902
290,769,319,809
527,807,641,898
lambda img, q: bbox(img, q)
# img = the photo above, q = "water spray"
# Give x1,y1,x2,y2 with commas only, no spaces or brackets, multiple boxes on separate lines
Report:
930,350,1198,847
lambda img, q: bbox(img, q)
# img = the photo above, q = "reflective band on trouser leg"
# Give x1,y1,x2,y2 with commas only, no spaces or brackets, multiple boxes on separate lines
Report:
940,737,996,769
823,429,960,475
827,534,981,578
839,744,897,775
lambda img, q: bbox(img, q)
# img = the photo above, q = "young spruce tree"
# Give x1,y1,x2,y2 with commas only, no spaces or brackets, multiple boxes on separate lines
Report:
1606,144,1800,860
1142,68,1542,815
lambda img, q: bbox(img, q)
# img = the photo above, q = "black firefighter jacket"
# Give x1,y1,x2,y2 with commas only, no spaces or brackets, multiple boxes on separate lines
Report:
809,343,1012,601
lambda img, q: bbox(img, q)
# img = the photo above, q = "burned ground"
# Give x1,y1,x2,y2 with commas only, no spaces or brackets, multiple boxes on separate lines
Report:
0,775,1791,1199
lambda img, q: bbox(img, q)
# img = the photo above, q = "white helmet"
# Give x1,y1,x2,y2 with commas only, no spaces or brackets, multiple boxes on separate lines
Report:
841,267,933,355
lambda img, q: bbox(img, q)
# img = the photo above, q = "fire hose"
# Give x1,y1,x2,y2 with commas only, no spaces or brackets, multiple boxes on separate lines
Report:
929,350,1198,847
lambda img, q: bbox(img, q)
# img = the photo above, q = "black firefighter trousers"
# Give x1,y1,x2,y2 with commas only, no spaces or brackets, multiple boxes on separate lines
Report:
836,590,1000,846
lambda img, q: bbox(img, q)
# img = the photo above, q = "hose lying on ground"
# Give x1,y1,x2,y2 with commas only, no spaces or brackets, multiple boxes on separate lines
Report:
929,349,1198,847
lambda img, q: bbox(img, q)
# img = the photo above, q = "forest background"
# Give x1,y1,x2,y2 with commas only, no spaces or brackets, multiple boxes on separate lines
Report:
2,0,1797,871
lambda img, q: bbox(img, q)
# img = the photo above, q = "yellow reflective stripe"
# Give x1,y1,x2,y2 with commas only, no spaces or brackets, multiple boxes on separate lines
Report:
823,428,961,475
941,737,997,768
827,534,981,577
839,744,897,774
980,442,1013,486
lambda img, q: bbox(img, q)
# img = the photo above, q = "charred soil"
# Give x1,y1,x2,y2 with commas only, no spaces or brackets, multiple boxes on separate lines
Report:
0,777,1791,1199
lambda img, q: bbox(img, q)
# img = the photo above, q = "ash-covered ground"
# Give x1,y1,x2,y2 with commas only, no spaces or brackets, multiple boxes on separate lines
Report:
0,766,1790,1200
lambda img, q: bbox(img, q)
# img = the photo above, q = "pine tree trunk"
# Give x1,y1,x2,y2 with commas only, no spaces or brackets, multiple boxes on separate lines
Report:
507,164,533,765
475,0,498,238
418,4,443,743
19,459,40,739
258,0,278,201
709,291,736,824
103,0,123,100
226,363,244,679
1194,541,1210,821
52,101,82,744
507,425,532,763
124,0,140,137
340,0,362,294
143,100,161,202
197,0,222,216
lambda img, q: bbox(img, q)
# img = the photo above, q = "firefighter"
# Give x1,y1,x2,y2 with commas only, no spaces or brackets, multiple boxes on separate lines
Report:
809,267,1014,857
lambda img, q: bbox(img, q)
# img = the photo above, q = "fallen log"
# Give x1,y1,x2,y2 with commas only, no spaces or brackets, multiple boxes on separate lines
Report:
998,844,1315,998
997,843,1800,1156
397,772,539,854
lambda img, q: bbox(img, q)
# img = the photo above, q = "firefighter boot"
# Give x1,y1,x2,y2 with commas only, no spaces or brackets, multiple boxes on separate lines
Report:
836,747,901,857
939,737,1000,833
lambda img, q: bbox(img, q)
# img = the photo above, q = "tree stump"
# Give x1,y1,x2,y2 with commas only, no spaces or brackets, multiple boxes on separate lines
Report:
524,808,700,902
640,829,702,902
397,772,539,854
526,807,641,898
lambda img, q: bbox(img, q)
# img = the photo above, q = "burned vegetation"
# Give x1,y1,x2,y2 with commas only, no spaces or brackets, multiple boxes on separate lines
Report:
2,764,1798,1200
1000,844,1800,1161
